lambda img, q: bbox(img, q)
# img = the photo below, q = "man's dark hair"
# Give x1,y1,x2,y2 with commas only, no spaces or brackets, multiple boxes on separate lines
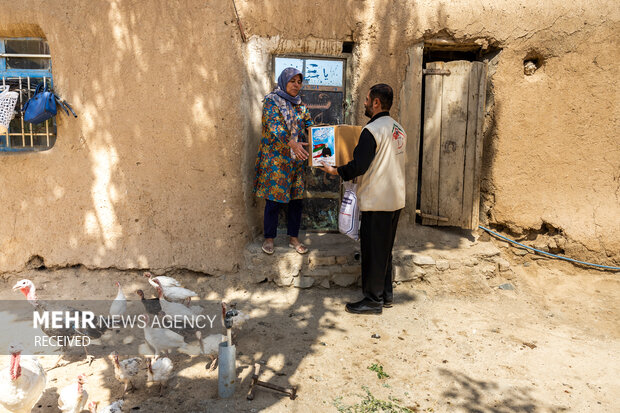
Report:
369,83,393,111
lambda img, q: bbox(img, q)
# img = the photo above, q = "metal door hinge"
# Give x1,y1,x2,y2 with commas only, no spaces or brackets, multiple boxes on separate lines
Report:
423,69,451,76
416,209,449,222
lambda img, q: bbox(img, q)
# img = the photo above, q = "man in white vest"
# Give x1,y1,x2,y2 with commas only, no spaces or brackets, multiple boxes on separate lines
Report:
320,84,406,315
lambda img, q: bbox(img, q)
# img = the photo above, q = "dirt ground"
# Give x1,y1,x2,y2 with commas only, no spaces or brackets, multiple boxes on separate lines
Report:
0,238,618,413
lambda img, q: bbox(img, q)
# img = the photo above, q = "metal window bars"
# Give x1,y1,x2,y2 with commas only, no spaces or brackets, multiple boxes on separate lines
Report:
0,75,56,151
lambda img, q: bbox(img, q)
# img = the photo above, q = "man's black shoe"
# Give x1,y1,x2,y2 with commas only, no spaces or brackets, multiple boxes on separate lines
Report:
345,299,382,315
383,299,393,308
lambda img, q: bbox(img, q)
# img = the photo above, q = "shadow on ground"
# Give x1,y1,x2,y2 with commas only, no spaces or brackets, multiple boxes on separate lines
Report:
438,368,568,413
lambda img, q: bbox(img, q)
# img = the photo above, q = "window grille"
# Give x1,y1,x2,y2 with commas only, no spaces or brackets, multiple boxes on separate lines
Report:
272,56,347,231
0,38,54,152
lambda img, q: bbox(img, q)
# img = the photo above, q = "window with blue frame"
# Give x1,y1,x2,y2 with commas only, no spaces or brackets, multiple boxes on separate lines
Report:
0,38,55,152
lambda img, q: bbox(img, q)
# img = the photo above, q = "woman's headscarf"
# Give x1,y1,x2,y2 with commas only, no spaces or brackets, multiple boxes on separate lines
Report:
264,67,305,159
275,67,303,105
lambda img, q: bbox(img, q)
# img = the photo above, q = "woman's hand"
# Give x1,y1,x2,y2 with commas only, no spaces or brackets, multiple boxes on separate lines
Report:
288,140,309,161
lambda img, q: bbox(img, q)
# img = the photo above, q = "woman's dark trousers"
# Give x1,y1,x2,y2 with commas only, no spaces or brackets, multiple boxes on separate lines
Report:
264,199,303,238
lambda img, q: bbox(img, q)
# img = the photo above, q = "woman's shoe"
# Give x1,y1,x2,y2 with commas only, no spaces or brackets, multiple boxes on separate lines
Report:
262,241,274,255
289,243,308,254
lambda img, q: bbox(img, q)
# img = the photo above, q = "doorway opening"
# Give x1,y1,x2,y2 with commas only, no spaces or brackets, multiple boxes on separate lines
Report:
272,54,350,232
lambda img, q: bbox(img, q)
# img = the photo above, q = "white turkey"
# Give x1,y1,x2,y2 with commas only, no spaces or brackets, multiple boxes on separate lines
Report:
136,289,161,315
0,343,47,413
141,314,187,357
200,333,226,371
108,352,141,396
109,282,127,317
58,374,88,413
143,272,181,288
12,279,108,368
156,287,202,318
88,400,124,413
146,357,173,397
150,278,197,303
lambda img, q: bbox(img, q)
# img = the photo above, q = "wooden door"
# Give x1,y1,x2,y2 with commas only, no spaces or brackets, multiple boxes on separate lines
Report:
420,60,487,229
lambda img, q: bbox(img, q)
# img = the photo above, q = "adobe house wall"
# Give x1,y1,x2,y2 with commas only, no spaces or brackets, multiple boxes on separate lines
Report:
0,1,617,274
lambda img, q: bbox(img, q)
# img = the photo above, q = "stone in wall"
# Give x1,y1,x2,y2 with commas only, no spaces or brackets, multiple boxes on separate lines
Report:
331,273,358,287
495,258,511,272
394,264,425,282
274,273,294,287
436,260,450,271
293,276,314,289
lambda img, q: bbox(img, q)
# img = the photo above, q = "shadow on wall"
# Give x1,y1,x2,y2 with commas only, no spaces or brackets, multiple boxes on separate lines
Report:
1,1,254,273
1,1,504,272
75,1,248,272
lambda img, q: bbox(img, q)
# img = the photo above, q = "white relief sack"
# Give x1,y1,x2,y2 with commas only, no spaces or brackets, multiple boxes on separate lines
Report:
339,181,360,241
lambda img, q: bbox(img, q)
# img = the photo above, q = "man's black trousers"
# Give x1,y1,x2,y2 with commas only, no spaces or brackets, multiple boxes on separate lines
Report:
360,209,402,304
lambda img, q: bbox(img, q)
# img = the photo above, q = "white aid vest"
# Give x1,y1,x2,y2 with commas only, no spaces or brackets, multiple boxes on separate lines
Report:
357,115,407,211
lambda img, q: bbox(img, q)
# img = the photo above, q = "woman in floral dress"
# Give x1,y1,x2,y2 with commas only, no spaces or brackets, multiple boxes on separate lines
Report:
254,67,313,255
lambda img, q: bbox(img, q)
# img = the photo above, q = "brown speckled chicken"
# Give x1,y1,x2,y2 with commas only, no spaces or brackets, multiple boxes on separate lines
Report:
108,352,141,396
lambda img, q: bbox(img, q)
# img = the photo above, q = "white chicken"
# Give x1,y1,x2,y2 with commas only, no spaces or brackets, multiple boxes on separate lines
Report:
200,333,226,371
108,352,140,396
143,272,181,288
142,314,187,357
58,374,88,413
150,278,197,303
109,282,127,317
0,344,46,413
88,400,124,413
146,357,173,397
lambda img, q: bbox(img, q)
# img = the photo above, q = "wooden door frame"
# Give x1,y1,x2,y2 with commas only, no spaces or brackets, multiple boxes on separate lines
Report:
398,43,424,226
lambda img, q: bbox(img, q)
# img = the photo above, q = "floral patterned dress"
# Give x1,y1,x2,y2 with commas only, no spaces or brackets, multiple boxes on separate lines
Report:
253,97,313,203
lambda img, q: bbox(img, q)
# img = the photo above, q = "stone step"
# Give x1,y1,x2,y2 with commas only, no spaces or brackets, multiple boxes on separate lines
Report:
244,233,507,289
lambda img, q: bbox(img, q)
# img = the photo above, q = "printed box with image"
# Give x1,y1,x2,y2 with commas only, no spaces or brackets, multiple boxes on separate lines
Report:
308,125,362,167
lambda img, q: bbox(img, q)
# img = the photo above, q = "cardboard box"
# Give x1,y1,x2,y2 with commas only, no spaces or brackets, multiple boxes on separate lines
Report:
308,125,362,167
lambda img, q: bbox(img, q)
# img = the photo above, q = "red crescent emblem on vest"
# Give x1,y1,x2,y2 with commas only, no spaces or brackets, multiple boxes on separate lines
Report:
392,125,404,150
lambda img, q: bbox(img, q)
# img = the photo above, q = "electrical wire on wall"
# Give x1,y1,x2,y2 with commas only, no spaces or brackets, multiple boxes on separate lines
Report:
479,226,620,271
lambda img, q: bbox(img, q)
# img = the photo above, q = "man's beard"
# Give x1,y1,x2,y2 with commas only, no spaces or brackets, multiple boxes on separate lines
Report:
364,105,372,118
